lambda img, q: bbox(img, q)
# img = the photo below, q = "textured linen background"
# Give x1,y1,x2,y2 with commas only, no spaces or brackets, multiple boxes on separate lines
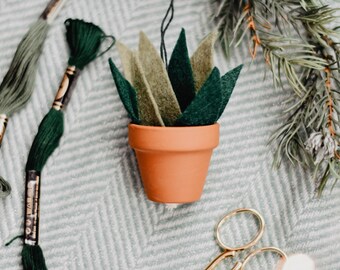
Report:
0,0,339,269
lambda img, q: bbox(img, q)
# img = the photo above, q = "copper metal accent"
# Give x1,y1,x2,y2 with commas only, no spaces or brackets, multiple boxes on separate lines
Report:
52,101,63,111
40,0,65,20
52,66,78,110
0,114,8,146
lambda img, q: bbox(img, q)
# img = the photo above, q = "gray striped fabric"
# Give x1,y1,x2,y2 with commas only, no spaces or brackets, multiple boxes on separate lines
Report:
0,0,340,269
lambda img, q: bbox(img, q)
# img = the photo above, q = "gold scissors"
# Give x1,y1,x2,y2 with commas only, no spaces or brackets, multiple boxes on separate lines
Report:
205,208,287,270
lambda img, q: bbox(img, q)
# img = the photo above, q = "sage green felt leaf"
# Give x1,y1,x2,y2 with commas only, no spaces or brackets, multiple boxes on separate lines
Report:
138,32,181,126
191,31,218,92
176,67,222,126
132,52,165,126
217,64,243,119
109,58,139,124
168,29,196,112
116,41,134,83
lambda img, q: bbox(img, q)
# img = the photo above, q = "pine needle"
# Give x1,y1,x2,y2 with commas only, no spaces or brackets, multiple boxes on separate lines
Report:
212,0,340,192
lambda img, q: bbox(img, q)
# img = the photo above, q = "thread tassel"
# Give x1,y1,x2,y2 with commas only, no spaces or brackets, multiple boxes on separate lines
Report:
0,0,66,198
22,19,114,270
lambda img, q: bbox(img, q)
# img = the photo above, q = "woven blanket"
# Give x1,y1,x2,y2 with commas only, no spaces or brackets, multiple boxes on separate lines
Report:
0,0,339,269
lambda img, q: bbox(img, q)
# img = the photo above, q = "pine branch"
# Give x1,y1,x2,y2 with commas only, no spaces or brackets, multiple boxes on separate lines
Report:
212,0,340,192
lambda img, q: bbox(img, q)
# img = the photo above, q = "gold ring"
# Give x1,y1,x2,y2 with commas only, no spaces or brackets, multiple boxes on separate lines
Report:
215,208,265,251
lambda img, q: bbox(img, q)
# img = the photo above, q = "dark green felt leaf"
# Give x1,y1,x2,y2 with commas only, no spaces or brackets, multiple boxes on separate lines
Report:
217,64,243,119
168,29,196,112
109,58,140,123
175,67,222,126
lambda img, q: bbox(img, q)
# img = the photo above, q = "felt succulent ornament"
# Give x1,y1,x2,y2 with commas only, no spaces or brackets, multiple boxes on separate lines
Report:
109,29,242,204
109,29,243,127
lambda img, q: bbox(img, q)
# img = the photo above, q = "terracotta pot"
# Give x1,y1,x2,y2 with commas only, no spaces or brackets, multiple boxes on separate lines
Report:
128,123,220,203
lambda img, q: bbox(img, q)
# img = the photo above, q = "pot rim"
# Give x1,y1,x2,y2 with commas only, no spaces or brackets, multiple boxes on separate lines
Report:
128,123,219,130
128,123,220,151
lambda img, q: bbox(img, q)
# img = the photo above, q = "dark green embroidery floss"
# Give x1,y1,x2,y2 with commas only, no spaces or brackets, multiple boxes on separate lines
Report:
21,18,114,270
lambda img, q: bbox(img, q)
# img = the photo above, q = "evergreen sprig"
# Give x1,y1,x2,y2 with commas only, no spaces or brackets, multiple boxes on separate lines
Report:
212,0,340,193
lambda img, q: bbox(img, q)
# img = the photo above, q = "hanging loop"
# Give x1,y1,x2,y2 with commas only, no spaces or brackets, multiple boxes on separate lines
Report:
97,35,116,58
160,0,175,67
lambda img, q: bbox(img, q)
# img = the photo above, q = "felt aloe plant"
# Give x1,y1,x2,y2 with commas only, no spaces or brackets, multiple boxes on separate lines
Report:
109,29,242,126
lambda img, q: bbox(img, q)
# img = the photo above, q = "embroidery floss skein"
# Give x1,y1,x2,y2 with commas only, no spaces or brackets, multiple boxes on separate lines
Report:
0,0,67,144
22,18,114,270
0,0,67,198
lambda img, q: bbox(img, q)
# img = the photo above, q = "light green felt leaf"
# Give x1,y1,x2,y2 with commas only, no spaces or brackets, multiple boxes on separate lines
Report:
168,29,196,112
138,32,181,126
109,58,140,123
116,41,134,84
132,52,165,126
217,64,243,118
176,67,222,126
190,31,218,92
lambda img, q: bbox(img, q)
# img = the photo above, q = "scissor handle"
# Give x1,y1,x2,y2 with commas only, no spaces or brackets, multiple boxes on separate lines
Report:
237,247,287,269
204,247,287,270
215,208,265,251
204,250,236,270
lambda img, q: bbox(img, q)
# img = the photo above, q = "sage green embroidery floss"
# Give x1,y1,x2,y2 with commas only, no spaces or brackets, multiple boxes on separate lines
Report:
22,18,115,270
0,0,67,198
0,0,67,143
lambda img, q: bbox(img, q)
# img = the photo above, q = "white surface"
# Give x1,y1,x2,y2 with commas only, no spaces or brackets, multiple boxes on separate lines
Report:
282,254,315,270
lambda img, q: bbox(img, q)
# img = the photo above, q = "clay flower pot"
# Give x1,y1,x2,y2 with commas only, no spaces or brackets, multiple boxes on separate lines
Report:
109,29,242,204
128,123,220,203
